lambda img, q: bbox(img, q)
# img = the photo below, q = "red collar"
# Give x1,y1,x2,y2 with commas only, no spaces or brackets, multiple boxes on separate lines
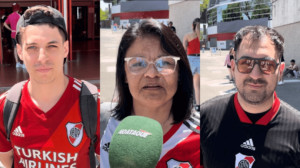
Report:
234,92,280,125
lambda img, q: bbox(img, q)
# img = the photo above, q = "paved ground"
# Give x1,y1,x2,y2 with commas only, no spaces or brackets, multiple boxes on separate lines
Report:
100,28,125,102
201,50,300,111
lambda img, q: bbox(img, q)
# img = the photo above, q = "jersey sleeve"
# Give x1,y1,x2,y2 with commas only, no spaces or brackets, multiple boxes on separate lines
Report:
0,92,13,152
100,117,119,168
94,91,100,155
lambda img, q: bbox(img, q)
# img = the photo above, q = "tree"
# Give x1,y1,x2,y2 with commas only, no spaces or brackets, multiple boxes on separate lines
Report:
240,0,271,20
100,8,108,20
251,0,271,19
240,1,254,20
222,3,243,22
200,0,209,13
200,31,204,40
207,8,217,26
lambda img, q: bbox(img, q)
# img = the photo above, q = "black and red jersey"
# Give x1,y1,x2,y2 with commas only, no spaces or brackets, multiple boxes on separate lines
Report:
200,92,300,168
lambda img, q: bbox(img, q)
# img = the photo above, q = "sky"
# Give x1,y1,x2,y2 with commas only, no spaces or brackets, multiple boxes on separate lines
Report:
100,0,110,11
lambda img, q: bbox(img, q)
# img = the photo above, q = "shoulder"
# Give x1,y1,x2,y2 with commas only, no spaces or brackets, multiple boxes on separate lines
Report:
70,78,99,95
0,91,9,114
100,116,120,153
279,99,300,122
201,93,234,115
200,93,234,135
101,115,121,140
0,80,28,114
183,112,200,134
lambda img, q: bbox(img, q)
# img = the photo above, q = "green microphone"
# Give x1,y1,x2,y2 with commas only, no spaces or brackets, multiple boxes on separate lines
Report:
109,116,163,168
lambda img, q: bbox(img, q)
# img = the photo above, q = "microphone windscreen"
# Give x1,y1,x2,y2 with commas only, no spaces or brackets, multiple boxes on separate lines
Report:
109,116,163,168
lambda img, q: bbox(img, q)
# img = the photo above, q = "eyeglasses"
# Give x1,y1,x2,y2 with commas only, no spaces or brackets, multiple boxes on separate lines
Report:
124,56,180,75
235,56,280,75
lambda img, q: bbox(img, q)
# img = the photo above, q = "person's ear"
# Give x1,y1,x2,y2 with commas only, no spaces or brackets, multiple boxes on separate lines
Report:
231,59,235,78
17,44,23,61
63,40,69,59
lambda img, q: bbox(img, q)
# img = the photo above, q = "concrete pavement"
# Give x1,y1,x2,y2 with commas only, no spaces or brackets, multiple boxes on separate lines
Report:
200,50,300,111
100,28,125,102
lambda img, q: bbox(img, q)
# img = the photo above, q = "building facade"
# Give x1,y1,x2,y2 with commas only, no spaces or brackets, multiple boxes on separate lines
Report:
111,0,169,27
272,0,300,67
168,0,201,43
206,0,272,50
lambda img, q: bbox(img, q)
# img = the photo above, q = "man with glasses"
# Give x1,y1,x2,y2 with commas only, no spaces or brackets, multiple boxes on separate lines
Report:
200,25,300,167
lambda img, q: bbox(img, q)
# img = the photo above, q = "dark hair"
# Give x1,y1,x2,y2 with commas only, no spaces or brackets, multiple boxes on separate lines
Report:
291,59,295,63
233,25,284,61
192,18,200,31
168,21,173,25
113,19,193,124
17,6,66,45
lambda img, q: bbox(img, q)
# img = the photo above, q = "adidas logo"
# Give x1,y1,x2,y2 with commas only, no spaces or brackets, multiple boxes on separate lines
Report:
102,142,110,153
240,138,255,151
12,126,25,137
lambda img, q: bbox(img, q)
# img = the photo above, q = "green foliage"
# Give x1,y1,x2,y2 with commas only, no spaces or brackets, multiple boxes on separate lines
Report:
251,3,270,19
100,8,108,21
200,0,210,13
200,31,203,40
240,0,271,20
112,0,118,5
240,1,253,20
207,8,217,26
207,0,271,26
222,3,243,22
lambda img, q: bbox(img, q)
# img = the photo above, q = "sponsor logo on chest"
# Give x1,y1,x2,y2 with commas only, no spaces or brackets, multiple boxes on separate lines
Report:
14,146,78,167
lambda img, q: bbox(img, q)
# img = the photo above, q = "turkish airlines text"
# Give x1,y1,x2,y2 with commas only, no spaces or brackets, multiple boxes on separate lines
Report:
14,146,78,168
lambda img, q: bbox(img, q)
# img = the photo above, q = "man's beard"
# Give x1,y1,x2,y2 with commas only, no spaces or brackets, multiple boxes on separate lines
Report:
236,77,276,105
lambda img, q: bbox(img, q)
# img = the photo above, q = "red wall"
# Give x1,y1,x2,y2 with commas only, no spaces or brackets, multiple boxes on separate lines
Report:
208,32,236,41
112,10,169,20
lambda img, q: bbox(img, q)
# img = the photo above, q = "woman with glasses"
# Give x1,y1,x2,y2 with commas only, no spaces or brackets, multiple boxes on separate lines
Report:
183,18,201,112
100,19,200,168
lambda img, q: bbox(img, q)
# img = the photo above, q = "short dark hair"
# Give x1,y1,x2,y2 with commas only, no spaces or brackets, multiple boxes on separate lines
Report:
291,59,295,63
168,21,173,25
233,25,284,61
17,6,67,45
113,19,193,124
192,18,200,31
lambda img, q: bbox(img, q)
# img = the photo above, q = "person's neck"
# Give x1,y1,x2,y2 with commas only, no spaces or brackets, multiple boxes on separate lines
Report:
132,99,174,135
28,75,69,112
237,93,274,114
